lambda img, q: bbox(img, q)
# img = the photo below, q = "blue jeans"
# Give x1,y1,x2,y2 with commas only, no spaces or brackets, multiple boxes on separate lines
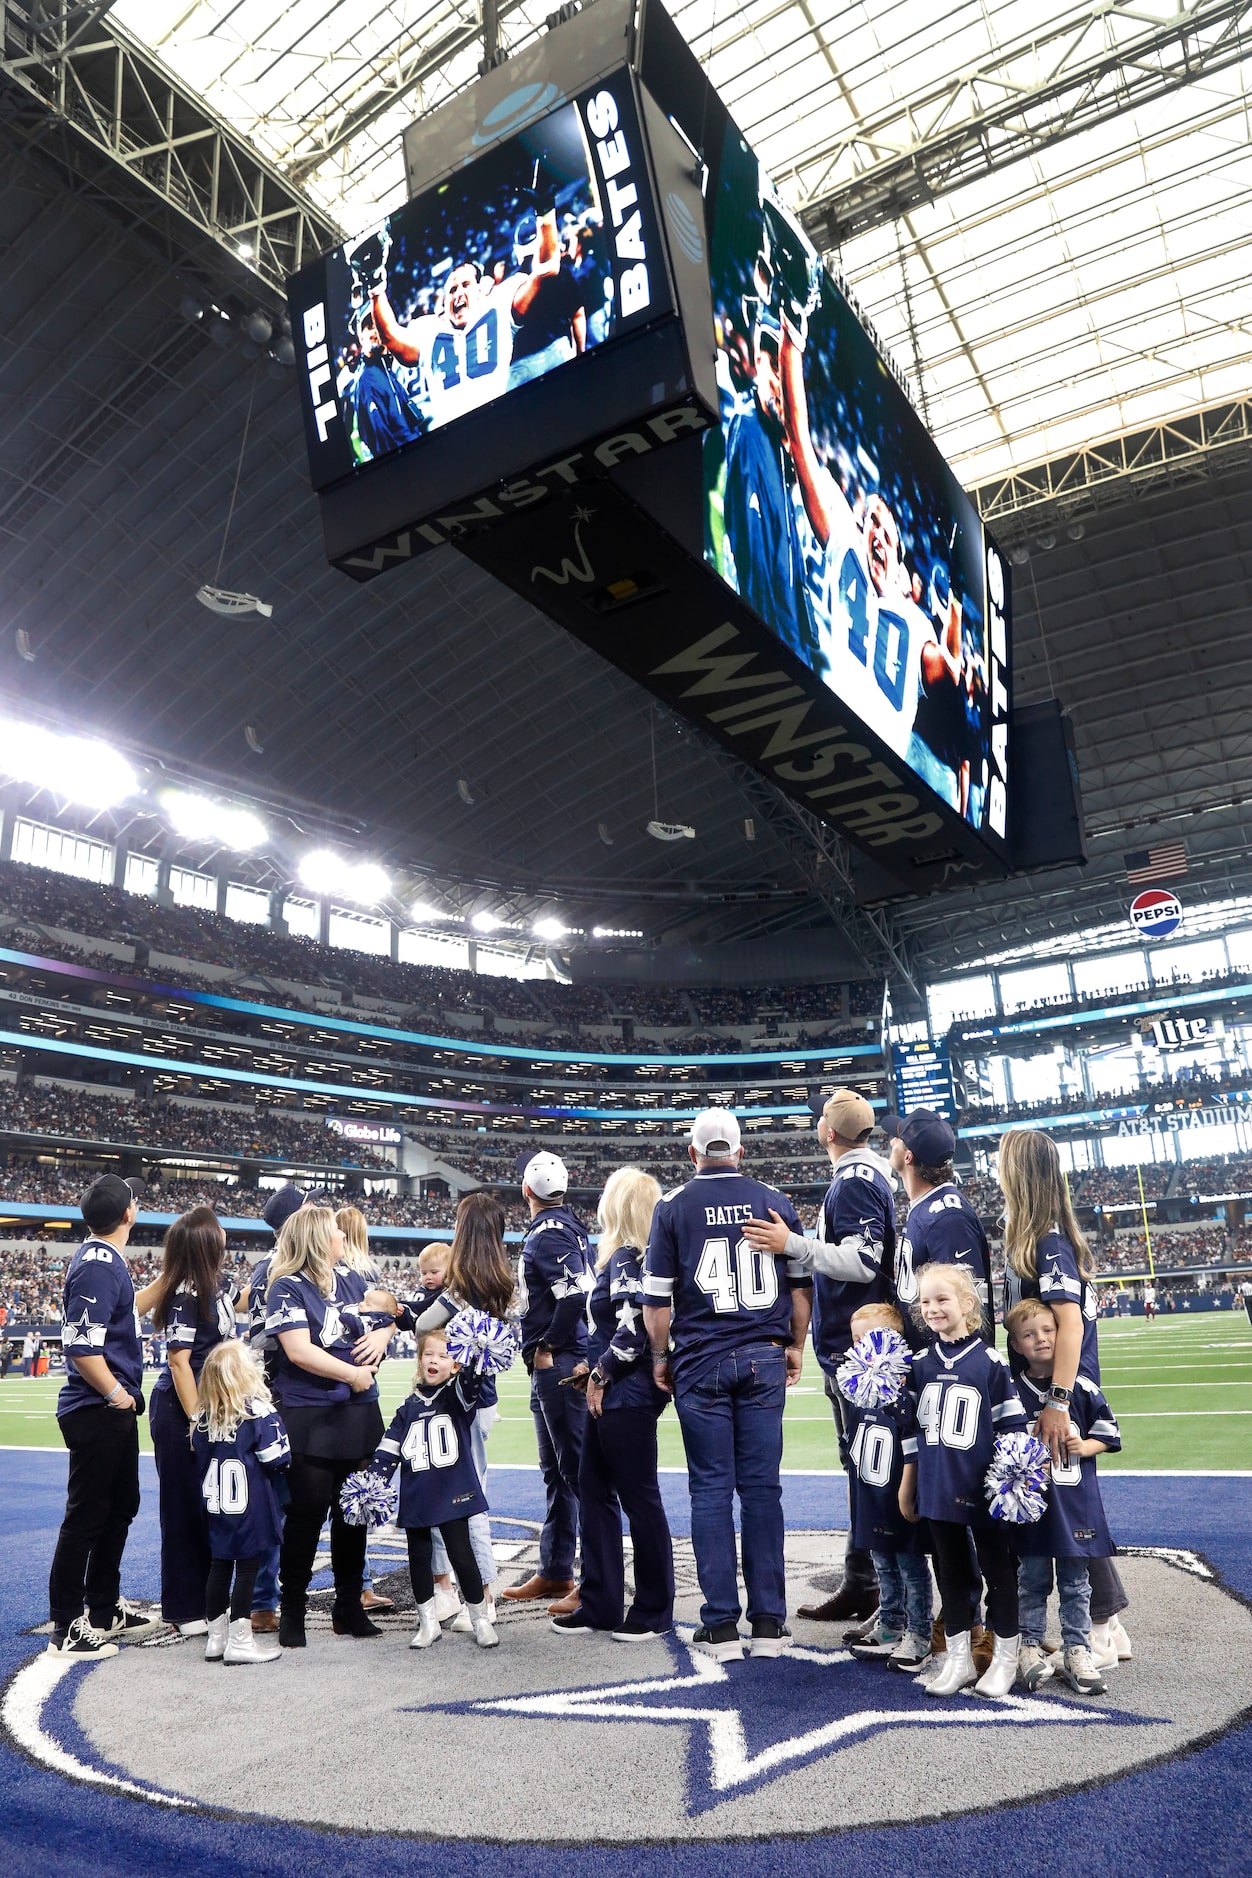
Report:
1018,1555,1092,1650
433,1410,496,1591
674,1343,787,1629
530,1352,587,1580
870,1550,933,1639
253,1546,280,1612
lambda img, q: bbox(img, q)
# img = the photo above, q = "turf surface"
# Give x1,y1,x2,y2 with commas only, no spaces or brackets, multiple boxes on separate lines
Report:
3,1311,1249,1470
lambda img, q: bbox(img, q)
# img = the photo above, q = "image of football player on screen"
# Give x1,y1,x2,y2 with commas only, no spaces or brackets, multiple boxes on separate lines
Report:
764,201,967,806
345,192,563,431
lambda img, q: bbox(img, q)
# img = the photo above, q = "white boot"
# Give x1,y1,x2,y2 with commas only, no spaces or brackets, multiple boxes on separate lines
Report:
974,1632,1020,1698
1088,1619,1118,1670
410,1598,442,1650
466,1599,499,1649
925,1629,976,1696
451,1593,495,1634
223,1616,280,1664
204,1614,229,1662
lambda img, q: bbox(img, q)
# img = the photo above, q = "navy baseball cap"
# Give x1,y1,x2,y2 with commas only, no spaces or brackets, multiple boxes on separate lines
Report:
81,1174,145,1234
262,1183,306,1235
879,1112,905,1141
897,1108,956,1165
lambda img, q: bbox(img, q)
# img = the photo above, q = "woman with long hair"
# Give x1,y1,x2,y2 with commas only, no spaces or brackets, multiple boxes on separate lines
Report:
147,1205,238,1636
996,1127,1131,1666
554,1166,674,1639
267,1206,383,1647
334,1202,396,1615
385,1191,514,1621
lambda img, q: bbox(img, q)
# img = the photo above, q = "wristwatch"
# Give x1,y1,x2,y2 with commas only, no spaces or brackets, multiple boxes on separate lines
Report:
588,1366,608,1389
1046,1384,1072,1406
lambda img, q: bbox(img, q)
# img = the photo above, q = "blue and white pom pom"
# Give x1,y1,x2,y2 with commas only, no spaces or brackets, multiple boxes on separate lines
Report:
445,1306,520,1376
985,1431,1050,1524
835,1326,912,1409
339,1470,396,1529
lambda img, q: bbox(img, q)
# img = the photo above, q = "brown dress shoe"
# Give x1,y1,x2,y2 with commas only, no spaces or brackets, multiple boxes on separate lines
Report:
930,1618,947,1655
251,1609,280,1633
797,1584,879,1623
547,1588,582,1617
971,1623,993,1676
500,1573,575,1603
361,1589,394,1612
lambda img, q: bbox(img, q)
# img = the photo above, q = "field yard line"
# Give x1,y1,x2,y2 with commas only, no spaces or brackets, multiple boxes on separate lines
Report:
1117,1410,1252,1417
1098,1380,1252,1388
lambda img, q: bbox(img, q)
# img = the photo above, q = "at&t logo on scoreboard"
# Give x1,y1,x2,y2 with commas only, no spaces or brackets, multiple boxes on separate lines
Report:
1129,888,1183,939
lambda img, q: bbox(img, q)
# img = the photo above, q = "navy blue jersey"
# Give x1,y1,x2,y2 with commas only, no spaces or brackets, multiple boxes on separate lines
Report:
1013,1371,1120,1558
895,1183,993,1346
587,1243,666,1414
399,1288,498,1410
518,1205,593,1361
247,1250,273,1356
192,1401,290,1560
845,1399,928,1557
348,354,427,459
58,1237,144,1418
722,401,815,664
153,1276,238,1396
372,1376,488,1528
265,1270,378,1409
810,1158,896,1372
1003,1232,1101,1382
902,1335,1027,1527
642,1167,808,1389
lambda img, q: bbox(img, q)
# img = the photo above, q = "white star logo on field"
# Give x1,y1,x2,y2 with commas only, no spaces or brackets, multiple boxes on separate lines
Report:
437,1633,1155,1813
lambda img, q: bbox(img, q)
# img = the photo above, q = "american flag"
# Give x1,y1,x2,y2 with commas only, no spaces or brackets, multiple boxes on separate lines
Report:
1125,842,1188,885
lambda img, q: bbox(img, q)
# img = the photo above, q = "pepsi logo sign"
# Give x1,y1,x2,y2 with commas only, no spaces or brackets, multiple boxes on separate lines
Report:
1129,888,1183,939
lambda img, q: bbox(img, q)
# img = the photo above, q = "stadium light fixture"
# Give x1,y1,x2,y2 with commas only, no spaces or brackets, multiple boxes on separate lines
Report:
299,850,391,904
533,917,569,940
162,789,266,850
0,720,137,809
410,900,459,923
470,910,500,932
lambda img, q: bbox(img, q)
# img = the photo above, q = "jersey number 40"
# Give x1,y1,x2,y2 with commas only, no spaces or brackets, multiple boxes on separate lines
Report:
917,1380,981,1449
202,1458,249,1515
694,1236,779,1315
401,1415,459,1471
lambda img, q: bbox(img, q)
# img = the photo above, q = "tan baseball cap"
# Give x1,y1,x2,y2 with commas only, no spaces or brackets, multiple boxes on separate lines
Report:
822,1089,875,1141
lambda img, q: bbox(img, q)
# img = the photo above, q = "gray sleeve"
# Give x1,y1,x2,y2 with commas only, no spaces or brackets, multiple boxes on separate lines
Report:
408,1295,456,1336
784,1231,881,1285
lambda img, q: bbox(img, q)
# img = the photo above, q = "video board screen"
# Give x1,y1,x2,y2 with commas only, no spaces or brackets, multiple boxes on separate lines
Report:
703,131,1011,852
894,1040,956,1120
290,71,670,491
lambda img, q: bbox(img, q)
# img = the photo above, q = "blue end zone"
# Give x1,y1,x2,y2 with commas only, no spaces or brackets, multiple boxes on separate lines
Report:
1,1451,1249,1877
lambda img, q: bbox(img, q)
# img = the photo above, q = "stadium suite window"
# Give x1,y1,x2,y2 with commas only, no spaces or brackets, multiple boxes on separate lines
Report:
169,866,214,911
398,929,470,972
225,883,270,925
998,962,1070,1013
1072,951,1148,999
124,853,158,897
11,817,112,885
473,946,547,981
328,908,390,956
1149,939,1227,986
283,896,319,940
927,974,995,1033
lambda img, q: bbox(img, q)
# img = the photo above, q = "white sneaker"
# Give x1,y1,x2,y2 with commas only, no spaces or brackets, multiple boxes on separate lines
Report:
46,1616,118,1659
841,1606,883,1643
1088,1621,1118,1671
1058,1645,1107,1695
1110,1616,1133,1661
925,1630,976,1697
432,1587,462,1623
887,1631,932,1673
451,1595,495,1634
1017,1641,1054,1690
410,1599,441,1650
223,1617,280,1665
178,1619,209,1638
95,1597,163,1642
205,1614,229,1662
465,1599,499,1649
974,1632,1019,1698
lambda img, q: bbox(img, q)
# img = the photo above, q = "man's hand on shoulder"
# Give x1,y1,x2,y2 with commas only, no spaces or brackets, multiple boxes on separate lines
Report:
742,1209,791,1256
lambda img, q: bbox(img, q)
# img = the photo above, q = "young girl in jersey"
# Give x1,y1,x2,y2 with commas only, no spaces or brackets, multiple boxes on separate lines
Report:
899,1263,1027,1698
191,1340,290,1666
366,1328,499,1651
1007,1299,1121,1696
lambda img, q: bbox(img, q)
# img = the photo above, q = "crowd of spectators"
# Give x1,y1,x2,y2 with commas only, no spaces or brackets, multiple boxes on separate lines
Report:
1177,1156,1252,1196
944,962,1251,1038
1,1084,394,1169
957,1069,1252,1128
0,859,875,1041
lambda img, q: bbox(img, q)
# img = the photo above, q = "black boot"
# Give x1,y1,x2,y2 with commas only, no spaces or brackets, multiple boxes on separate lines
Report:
279,1602,307,1648
332,1601,382,1638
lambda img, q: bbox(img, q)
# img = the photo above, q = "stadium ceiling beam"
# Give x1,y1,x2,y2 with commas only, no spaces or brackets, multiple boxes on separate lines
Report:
787,0,1252,251
0,0,341,308
974,396,1252,536
726,765,920,1001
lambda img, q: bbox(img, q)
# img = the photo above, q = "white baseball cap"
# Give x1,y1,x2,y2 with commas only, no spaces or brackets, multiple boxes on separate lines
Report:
690,1108,741,1157
522,1151,568,1199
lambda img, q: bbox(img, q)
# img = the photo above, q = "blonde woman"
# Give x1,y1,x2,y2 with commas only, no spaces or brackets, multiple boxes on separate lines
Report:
335,1204,397,1616
266,1207,383,1648
555,1167,674,1640
997,1128,1132,1667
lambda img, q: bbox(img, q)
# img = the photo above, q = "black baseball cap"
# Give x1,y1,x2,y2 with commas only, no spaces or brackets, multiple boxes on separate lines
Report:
81,1174,145,1234
262,1183,306,1235
895,1108,956,1164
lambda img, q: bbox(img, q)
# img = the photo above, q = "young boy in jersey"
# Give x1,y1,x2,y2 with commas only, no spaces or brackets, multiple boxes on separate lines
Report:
1006,1299,1121,1696
191,1340,290,1666
367,1329,498,1650
837,1302,934,1672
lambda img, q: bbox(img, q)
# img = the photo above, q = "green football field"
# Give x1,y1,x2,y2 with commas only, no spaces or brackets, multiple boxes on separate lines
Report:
3,1311,1249,1472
